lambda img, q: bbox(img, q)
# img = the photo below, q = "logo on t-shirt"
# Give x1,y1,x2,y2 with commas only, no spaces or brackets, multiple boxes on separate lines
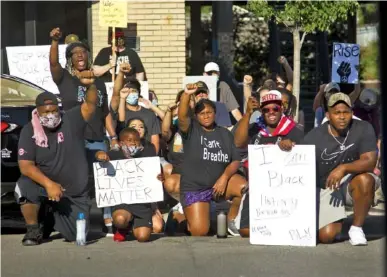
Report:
321,143,355,161
57,132,64,143
77,86,104,107
18,148,26,156
172,133,183,153
112,55,130,74
201,135,229,163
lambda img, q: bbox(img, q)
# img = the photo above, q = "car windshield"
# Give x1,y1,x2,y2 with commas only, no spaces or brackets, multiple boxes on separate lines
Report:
1,77,45,107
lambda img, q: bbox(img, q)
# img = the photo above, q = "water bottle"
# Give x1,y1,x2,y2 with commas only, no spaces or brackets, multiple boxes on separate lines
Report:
76,212,86,246
217,211,227,239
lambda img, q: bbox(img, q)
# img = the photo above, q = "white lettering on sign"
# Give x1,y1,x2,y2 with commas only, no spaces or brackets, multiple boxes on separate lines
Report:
248,145,316,247
93,157,164,208
331,42,360,84
6,45,67,94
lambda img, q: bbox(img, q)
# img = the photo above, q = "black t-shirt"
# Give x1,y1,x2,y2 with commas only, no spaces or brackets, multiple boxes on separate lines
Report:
94,47,145,82
56,70,109,141
18,106,89,196
302,120,377,188
180,120,241,192
117,107,161,141
107,139,156,160
166,124,184,166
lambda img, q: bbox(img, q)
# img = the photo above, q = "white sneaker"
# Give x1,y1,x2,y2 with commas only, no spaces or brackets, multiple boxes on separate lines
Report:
348,226,367,246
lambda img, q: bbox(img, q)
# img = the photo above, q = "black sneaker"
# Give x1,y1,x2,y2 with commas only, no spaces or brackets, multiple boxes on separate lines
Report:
22,224,43,246
103,225,114,237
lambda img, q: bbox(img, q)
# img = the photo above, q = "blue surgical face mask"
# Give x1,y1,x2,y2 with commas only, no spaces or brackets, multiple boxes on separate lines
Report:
172,116,178,126
152,99,158,106
126,93,139,105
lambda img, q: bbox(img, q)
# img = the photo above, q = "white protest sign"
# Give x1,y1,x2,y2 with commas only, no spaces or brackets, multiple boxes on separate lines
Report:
183,76,217,101
331,42,360,84
93,156,163,208
248,145,316,247
6,45,67,94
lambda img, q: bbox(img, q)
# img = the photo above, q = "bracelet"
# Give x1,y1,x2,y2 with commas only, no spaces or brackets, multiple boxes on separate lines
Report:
109,135,118,140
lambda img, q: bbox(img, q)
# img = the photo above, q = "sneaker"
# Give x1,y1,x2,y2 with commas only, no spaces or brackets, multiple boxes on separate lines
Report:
113,229,128,242
171,202,183,214
104,225,114,237
348,226,367,246
22,224,43,246
227,219,240,237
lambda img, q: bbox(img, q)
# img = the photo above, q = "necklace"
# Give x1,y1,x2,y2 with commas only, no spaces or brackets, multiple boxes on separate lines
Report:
328,124,349,151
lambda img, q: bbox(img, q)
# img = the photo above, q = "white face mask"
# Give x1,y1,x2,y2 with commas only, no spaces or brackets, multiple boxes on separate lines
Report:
39,113,62,129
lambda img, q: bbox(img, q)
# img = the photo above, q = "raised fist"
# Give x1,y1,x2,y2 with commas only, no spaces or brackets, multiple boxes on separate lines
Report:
337,61,351,83
50,28,62,41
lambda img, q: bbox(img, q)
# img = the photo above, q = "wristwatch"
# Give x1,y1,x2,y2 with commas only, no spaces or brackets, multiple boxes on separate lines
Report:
109,135,118,140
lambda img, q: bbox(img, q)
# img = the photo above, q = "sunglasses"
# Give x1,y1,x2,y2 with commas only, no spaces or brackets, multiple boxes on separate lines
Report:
262,105,281,114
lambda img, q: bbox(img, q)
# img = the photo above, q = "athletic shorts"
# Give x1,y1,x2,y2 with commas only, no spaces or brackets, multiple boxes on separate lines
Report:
112,203,153,229
15,176,91,242
180,189,213,208
318,173,380,229
235,173,381,231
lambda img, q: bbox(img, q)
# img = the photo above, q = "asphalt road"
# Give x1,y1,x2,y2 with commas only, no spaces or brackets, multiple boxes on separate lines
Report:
1,210,385,277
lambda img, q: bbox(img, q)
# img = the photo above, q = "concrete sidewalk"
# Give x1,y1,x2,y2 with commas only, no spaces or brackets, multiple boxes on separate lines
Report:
1,215,385,277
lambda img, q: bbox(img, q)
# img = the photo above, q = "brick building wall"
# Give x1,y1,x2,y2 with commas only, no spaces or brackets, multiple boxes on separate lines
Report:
91,1,186,107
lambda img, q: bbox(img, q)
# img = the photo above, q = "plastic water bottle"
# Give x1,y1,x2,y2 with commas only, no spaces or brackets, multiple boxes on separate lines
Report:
217,211,227,239
76,212,86,246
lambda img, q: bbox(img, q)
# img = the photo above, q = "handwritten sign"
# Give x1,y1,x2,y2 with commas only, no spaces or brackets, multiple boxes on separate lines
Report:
248,145,316,247
6,45,67,94
99,0,128,28
93,156,164,208
183,76,217,101
331,42,360,84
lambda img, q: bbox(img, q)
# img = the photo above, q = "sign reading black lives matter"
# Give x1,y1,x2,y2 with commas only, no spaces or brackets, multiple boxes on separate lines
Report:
248,145,316,247
331,42,360,84
93,157,164,208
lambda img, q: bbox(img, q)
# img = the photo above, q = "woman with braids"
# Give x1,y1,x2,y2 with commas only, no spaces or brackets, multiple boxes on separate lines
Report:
49,27,117,236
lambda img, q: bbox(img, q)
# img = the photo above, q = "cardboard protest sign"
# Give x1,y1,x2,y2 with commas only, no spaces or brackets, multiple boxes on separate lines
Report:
183,76,217,101
331,42,360,84
6,45,67,94
248,145,316,247
99,0,128,28
93,157,163,208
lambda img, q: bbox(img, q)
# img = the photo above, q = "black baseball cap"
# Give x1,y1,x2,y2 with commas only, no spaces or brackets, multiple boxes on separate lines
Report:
65,42,90,59
35,92,59,107
195,81,209,94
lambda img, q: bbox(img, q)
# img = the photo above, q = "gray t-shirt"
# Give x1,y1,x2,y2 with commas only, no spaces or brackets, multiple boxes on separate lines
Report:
124,107,161,141
218,81,239,112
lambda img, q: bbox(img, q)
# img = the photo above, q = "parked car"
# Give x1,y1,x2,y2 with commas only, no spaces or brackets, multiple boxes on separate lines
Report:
1,74,61,203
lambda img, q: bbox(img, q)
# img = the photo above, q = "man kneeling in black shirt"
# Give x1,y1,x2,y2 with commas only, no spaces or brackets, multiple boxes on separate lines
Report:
303,93,380,245
95,128,164,242
16,80,98,246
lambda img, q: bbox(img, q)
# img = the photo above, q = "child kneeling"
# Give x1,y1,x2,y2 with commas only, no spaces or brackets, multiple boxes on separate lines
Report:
96,127,163,242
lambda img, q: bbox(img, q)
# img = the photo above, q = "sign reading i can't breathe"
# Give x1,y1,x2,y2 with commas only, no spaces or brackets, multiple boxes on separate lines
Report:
93,157,164,208
331,42,360,84
248,145,316,247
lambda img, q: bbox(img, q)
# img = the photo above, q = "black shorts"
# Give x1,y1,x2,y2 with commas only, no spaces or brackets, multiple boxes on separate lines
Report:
236,191,249,230
171,164,183,175
112,203,153,229
15,176,91,242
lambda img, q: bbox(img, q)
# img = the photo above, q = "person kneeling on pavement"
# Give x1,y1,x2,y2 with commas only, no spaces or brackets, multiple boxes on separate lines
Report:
16,79,99,246
233,90,304,237
303,93,382,245
95,127,164,242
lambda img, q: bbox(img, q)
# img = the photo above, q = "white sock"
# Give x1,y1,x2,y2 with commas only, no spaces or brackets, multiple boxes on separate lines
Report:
350,225,363,231
105,223,112,227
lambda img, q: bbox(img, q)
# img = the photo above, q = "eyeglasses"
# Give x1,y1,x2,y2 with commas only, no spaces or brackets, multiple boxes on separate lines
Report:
262,105,281,114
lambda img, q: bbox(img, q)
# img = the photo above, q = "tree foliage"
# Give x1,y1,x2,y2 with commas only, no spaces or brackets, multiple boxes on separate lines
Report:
247,0,359,33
